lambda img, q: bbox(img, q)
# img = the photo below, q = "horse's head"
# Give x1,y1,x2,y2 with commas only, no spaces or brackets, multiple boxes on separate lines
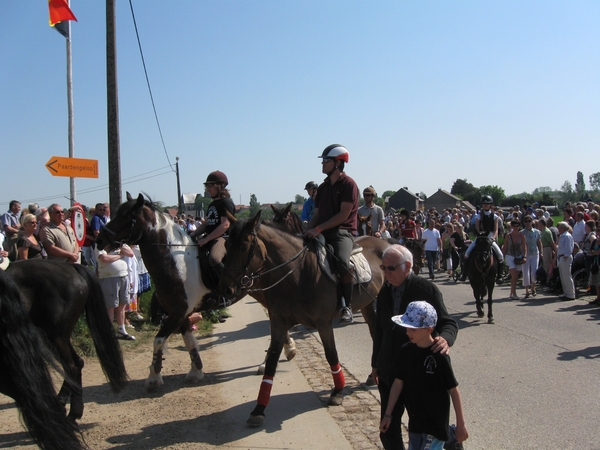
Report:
271,202,292,225
218,210,267,301
473,236,493,265
95,192,149,251
357,213,373,236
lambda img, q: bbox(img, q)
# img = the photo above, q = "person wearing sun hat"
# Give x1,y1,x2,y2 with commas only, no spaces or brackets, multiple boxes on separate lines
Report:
380,301,468,450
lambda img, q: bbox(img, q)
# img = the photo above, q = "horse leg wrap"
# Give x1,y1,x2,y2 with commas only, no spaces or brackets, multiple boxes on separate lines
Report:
257,375,274,407
330,363,345,390
190,347,203,370
152,349,164,374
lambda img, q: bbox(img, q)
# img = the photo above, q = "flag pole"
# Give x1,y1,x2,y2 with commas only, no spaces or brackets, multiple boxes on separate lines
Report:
66,9,75,206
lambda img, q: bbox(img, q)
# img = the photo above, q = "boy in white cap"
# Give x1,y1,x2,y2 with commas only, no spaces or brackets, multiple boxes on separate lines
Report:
380,301,468,450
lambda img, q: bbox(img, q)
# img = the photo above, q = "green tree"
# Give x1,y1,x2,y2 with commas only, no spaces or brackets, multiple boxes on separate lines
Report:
194,194,211,215
590,172,600,191
295,194,306,204
479,185,506,205
249,194,260,216
575,171,586,198
450,179,476,199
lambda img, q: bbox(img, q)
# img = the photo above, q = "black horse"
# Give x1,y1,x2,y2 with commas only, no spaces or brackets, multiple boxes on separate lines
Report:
6,260,128,419
0,268,84,449
467,236,496,324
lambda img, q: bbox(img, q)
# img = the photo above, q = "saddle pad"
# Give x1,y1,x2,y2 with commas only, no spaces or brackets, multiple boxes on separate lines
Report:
315,235,373,284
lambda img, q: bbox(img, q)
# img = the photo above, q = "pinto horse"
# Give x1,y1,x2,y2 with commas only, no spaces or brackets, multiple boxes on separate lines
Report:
95,193,251,391
357,213,373,237
7,260,128,420
218,211,389,426
0,268,83,450
467,235,496,324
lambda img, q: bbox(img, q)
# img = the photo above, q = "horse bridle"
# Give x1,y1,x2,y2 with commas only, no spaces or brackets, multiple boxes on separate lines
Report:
473,238,494,275
225,229,309,293
101,216,142,247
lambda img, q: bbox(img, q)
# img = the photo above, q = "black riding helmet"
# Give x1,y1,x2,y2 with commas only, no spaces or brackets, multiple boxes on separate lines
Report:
481,195,493,205
304,181,318,190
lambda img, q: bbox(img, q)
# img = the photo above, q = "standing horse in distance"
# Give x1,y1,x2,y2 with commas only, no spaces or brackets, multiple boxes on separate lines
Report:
7,260,129,420
96,192,249,391
218,211,389,426
0,268,84,450
467,235,496,324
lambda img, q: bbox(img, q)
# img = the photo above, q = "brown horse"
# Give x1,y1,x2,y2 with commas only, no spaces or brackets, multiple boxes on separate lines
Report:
218,211,389,426
270,203,304,234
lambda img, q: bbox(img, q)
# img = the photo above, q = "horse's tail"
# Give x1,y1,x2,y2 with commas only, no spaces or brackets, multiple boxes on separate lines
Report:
73,265,129,392
0,270,84,450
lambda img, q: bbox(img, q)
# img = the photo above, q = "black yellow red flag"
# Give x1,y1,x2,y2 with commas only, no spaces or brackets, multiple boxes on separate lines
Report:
48,0,77,38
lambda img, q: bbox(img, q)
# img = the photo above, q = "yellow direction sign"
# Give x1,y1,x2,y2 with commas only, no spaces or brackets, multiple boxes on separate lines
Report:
45,156,98,178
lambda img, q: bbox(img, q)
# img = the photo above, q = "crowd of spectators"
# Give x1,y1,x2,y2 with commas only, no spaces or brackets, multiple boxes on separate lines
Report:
0,199,151,339
380,199,600,302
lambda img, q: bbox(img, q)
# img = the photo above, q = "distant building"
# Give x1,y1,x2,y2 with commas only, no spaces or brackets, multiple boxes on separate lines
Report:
424,189,463,212
387,187,423,212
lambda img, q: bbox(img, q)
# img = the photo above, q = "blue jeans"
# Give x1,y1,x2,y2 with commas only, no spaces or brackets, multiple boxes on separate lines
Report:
425,250,438,277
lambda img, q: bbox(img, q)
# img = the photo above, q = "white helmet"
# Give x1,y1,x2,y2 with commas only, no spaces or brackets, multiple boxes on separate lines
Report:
318,144,349,163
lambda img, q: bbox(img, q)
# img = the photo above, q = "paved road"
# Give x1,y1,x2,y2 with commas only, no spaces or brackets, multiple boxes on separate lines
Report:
329,272,600,449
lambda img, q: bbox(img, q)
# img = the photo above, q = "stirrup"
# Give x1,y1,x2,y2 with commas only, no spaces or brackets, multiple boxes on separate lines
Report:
339,307,353,324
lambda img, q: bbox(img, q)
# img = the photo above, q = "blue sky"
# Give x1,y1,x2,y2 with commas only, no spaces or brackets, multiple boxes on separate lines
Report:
1,1,599,210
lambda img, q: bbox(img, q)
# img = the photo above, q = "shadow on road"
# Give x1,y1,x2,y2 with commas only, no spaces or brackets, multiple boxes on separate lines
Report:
93,391,322,449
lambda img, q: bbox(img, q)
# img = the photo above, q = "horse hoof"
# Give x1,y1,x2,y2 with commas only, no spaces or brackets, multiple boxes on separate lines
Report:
488,317,495,324
477,311,484,318
145,376,163,392
257,364,265,375
285,349,297,361
246,414,265,428
365,374,376,386
185,369,205,383
328,392,344,406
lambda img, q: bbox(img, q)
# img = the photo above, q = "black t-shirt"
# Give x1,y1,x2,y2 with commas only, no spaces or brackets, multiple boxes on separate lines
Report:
205,197,235,236
394,342,459,441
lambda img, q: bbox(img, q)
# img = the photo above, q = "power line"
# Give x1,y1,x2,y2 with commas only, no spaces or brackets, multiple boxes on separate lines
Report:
128,0,175,171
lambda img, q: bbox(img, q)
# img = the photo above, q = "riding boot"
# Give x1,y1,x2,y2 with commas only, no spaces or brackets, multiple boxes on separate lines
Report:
340,271,354,324
459,257,469,282
204,262,227,311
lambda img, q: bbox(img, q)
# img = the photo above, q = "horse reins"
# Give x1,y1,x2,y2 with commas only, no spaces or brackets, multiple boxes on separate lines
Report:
226,230,310,293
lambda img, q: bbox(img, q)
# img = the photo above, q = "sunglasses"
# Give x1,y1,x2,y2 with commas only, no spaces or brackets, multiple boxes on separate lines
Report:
364,194,374,197
53,210,65,214
379,262,406,272
27,221,38,225
321,158,333,163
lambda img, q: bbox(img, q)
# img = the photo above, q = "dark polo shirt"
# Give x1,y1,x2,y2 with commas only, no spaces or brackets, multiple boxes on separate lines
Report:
315,172,359,233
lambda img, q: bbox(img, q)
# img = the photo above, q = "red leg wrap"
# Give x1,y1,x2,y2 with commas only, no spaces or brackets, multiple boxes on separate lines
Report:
257,375,274,407
330,363,345,390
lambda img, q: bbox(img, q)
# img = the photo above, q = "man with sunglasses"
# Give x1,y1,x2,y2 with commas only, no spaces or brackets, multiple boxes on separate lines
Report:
40,203,79,263
372,244,458,450
306,144,359,323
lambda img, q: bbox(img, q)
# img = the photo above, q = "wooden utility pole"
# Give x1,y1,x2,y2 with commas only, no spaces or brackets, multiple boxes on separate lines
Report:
106,0,121,212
